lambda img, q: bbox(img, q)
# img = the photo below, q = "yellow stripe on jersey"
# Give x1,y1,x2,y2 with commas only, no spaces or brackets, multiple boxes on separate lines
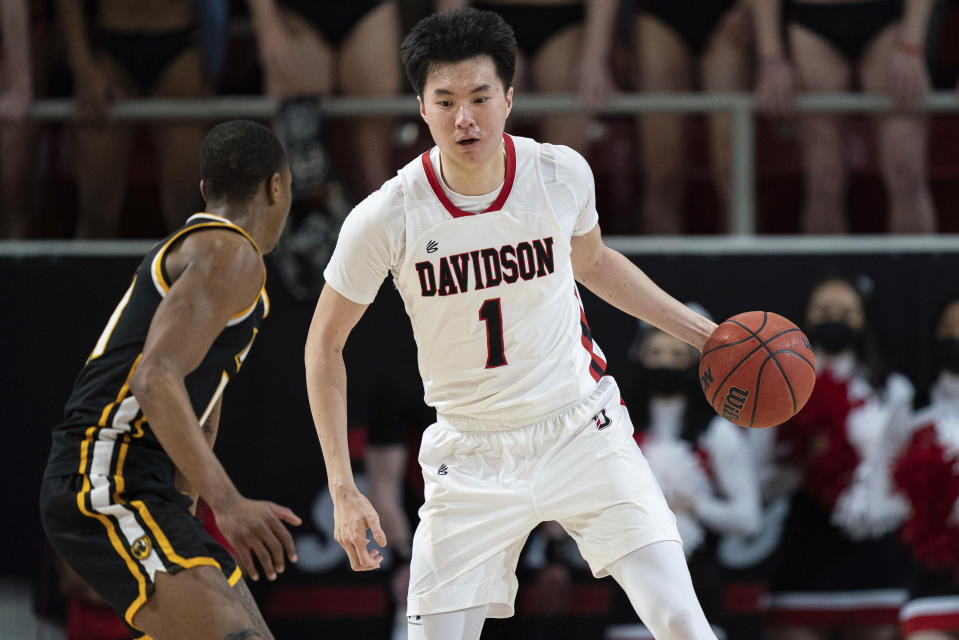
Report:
191,213,263,255
75,474,150,627
113,433,131,503
261,288,271,319
234,328,258,371
96,354,143,430
78,425,97,476
131,499,221,572
199,371,229,426
152,217,263,295
88,276,137,362
152,223,231,294
81,355,143,475
131,414,146,439
228,566,242,586
227,291,262,325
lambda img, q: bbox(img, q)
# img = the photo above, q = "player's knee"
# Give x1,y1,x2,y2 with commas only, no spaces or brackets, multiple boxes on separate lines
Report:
646,602,715,640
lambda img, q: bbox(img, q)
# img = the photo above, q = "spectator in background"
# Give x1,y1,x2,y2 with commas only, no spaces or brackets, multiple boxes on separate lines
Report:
893,294,959,640
611,314,761,638
632,0,753,235
753,0,937,234
0,0,33,238
765,276,914,640
246,0,402,301
435,0,618,154
56,0,211,238
248,0,402,197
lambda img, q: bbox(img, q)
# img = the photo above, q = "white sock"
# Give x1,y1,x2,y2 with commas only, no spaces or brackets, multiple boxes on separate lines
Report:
406,604,488,640
608,540,717,640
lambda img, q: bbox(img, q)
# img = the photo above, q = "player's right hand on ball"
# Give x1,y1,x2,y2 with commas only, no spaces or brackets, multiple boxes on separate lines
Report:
214,497,302,582
332,488,388,572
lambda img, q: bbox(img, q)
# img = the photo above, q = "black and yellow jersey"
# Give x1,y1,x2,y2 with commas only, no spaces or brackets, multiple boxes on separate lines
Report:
44,213,270,480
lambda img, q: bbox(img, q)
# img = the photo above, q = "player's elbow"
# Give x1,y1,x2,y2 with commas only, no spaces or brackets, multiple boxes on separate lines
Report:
571,255,603,289
571,245,611,288
129,357,178,404
304,325,345,370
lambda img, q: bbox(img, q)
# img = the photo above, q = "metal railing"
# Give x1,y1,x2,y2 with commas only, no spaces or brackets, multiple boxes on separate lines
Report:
25,91,959,241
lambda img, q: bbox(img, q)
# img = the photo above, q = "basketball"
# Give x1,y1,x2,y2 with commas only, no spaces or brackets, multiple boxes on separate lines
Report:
698,311,817,428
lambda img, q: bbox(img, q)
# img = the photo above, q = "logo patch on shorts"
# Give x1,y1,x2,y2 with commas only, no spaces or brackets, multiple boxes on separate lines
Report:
593,408,611,430
130,534,152,560
408,615,423,626
437,463,448,476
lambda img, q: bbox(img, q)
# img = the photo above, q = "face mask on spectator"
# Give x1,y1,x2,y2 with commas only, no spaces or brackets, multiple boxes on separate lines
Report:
810,321,858,355
642,366,692,396
935,338,959,375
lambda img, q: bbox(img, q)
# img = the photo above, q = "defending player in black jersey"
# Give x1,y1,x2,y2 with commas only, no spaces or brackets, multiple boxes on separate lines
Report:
40,120,298,639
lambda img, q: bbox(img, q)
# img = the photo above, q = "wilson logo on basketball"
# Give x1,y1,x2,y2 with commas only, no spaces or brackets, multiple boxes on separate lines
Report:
700,367,714,393
130,534,152,560
721,386,750,422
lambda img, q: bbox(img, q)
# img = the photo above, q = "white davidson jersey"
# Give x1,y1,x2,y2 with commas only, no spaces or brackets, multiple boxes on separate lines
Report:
325,135,606,426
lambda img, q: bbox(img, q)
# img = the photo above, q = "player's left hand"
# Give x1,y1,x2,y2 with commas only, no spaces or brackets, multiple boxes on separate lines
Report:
887,44,929,109
332,488,388,571
213,497,302,582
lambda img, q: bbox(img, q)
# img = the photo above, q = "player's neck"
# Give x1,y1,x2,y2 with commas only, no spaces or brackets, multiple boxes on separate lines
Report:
204,204,265,249
438,144,505,196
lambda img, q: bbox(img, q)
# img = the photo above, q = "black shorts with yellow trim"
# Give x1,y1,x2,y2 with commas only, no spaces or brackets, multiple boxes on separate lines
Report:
40,473,241,637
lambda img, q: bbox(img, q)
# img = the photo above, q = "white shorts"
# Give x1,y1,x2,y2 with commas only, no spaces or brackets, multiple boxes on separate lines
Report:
407,376,680,618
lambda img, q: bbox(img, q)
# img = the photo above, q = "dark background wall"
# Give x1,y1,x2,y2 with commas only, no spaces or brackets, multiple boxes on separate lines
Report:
4,249,958,631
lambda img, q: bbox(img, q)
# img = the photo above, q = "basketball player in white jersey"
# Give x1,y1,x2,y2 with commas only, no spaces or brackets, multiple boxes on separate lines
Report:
304,8,720,639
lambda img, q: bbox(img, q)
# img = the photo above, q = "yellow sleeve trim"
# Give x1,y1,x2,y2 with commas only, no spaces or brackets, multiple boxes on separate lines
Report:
151,220,262,296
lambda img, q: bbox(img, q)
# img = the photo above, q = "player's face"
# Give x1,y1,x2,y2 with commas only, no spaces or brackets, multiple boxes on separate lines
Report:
640,331,696,370
806,281,865,331
418,55,513,170
937,300,959,339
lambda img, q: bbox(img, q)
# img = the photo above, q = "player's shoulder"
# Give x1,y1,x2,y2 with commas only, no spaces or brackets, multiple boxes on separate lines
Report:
523,137,593,186
349,173,407,223
337,174,409,258
172,224,264,279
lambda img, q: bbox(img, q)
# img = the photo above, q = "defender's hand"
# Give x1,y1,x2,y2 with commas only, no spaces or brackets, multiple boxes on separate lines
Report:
333,488,387,571
214,498,301,582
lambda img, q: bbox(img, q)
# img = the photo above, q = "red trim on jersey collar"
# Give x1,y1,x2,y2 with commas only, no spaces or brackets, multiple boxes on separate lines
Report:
420,133,516,219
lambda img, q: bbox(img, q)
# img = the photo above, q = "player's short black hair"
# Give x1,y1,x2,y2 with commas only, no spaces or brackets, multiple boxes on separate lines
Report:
401,7,517,97
200,120,287,203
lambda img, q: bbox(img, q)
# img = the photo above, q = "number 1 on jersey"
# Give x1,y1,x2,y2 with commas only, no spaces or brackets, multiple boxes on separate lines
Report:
479,298,507,368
